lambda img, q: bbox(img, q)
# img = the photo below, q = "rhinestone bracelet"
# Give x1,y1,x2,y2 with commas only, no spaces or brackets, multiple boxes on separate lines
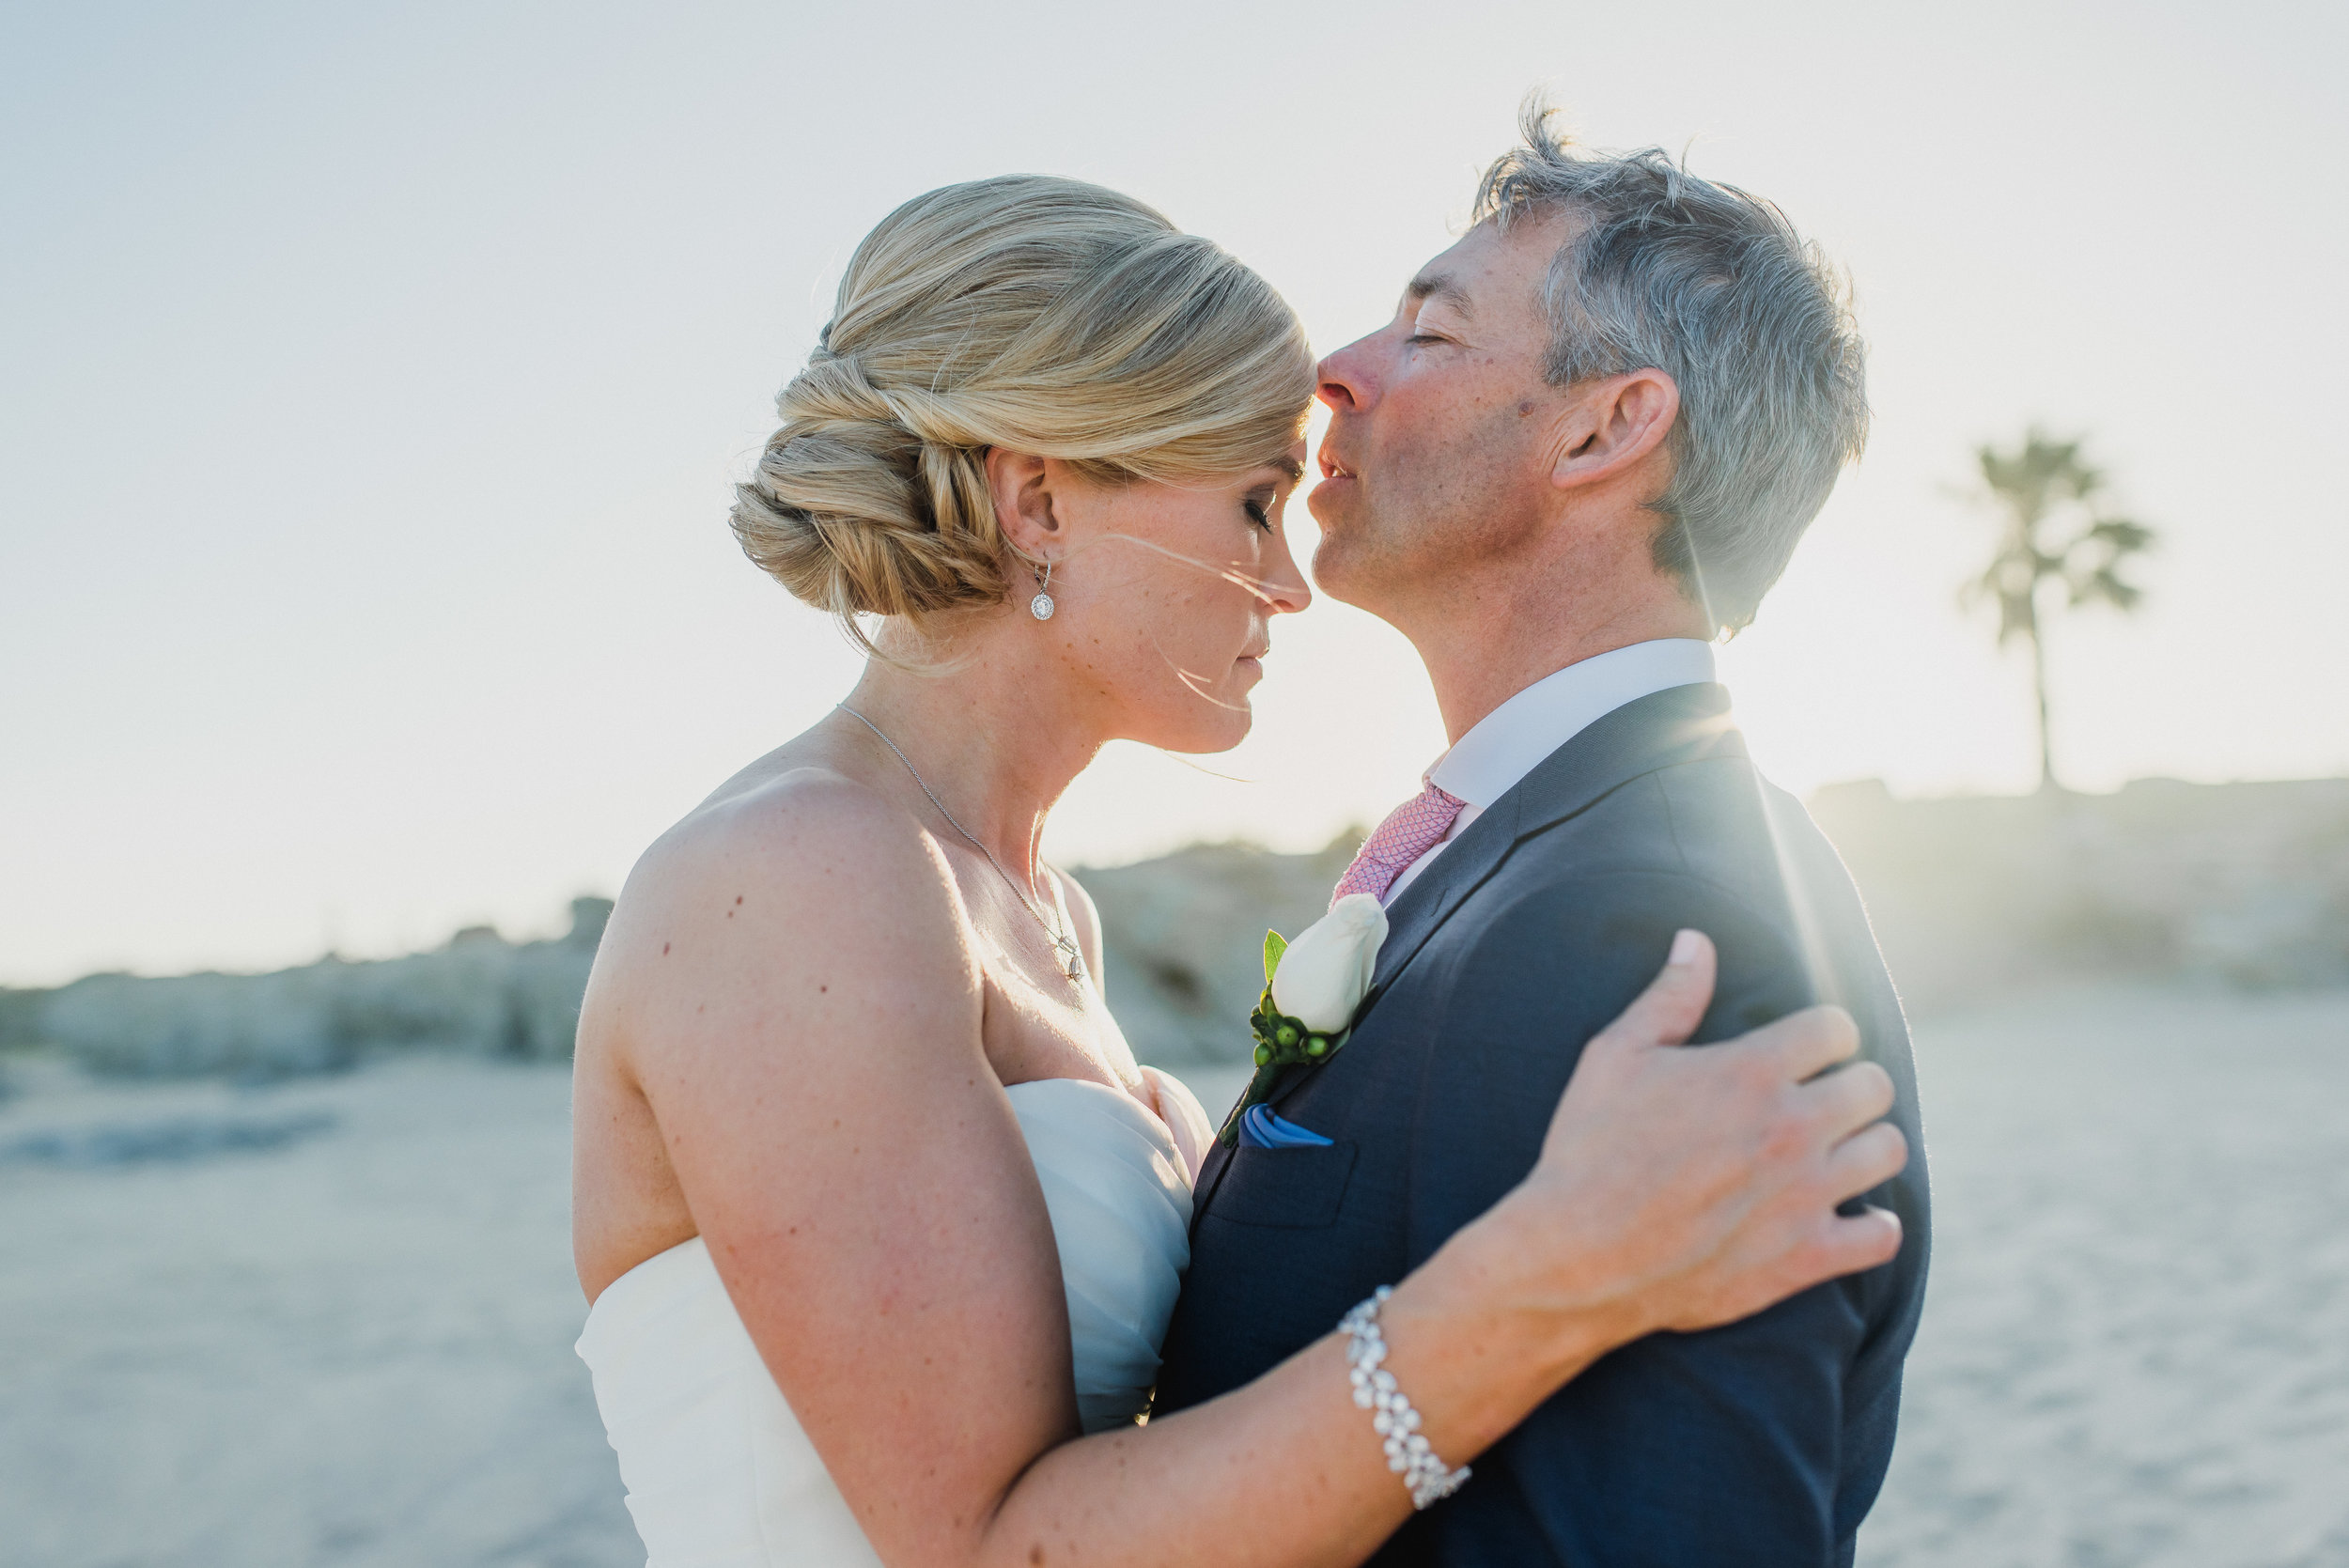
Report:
1341,1285,1472,1510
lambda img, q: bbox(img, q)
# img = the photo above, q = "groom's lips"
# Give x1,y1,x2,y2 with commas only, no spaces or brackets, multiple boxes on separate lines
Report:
1315,427,1357,483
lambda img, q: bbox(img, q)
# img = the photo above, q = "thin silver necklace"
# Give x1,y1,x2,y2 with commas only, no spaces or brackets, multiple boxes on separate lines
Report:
834,703,1087,985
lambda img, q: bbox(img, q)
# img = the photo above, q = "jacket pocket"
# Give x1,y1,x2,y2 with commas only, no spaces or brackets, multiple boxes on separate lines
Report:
1210,1141,1358,1229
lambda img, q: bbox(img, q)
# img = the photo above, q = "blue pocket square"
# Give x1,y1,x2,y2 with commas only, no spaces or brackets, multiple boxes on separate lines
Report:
1238,1104,1334,1150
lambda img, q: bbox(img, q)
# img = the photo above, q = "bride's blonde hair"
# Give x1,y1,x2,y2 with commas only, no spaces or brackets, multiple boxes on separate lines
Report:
732,176,1316,642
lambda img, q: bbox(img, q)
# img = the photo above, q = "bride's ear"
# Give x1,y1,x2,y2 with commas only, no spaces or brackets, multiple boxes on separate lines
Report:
984,447,1068,562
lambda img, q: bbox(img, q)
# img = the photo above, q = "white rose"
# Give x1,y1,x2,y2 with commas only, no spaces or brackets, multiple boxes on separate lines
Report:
1270,893,1389,1035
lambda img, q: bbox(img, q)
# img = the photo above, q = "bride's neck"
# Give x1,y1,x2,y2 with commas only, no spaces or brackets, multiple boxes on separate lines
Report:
832,625,1105,880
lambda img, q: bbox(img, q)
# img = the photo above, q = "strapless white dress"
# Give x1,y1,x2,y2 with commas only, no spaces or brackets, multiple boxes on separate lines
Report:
577,1070,1211,1567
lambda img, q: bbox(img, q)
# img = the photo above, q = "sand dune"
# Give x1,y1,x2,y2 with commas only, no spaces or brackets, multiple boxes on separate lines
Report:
3,985,2344,1566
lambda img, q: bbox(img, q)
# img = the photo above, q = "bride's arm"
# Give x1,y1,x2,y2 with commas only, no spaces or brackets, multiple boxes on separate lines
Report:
608,782,1905,1568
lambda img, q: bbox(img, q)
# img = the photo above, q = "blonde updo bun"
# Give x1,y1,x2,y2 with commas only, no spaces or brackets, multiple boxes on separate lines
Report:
732,176,1315,639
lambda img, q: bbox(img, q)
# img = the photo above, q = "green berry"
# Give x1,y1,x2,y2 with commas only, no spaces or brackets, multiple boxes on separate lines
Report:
1253,1045,1272,1066
1275,1023,1299,1048
1305,1036,1329,1058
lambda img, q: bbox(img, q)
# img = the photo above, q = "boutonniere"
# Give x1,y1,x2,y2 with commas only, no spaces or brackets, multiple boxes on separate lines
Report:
1217,893,1389,1145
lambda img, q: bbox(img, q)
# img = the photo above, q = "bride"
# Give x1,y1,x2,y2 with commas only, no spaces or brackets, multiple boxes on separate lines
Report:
570,175,1906,1567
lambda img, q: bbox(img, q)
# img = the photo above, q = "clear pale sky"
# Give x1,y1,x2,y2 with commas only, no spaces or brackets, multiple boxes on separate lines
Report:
4,1,2343,986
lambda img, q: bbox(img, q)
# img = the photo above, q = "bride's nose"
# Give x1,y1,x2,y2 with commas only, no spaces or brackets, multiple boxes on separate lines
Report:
1258,530,1313,616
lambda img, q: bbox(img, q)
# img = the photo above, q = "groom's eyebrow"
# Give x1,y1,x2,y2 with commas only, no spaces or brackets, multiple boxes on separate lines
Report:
1406,271,1473,318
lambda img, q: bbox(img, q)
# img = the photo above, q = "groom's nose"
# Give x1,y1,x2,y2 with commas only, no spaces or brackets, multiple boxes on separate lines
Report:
1315,335,1379,413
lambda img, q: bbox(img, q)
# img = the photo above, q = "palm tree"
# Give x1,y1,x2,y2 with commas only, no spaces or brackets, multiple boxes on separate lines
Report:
1962,429,2155,792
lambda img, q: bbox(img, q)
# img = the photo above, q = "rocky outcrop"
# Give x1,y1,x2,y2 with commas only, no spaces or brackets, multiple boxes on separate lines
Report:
1810,776,2349,1006
14,776,2346,1079
1080,780,2349,1045
0,987,46,1050
36,898,612,1079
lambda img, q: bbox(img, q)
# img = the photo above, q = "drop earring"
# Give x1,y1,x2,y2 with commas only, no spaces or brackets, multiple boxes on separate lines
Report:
1029,559,1057,621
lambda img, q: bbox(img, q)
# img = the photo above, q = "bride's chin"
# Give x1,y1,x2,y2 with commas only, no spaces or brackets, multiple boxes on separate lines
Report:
1138,705,1252,756
1202,716,1253,754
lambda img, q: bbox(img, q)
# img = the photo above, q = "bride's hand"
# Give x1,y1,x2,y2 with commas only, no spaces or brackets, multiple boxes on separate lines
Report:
1487,928,1906,1343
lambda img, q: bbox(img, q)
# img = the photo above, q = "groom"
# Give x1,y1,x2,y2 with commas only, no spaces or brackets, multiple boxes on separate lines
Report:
1154,105,1931,1566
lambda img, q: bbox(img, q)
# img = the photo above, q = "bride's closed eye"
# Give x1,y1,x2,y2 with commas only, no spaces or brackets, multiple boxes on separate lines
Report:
1242,495,1276,532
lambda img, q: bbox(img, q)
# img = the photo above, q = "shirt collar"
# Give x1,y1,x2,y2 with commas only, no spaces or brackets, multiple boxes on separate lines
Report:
1425,639,1719,810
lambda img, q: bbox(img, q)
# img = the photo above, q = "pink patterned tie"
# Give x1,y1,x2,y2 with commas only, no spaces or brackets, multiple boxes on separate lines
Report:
1331,783,1468,908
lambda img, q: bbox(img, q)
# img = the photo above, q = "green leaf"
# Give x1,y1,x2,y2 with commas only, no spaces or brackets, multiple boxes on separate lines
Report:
1262,929,1289,986
1218,1062,1284,1146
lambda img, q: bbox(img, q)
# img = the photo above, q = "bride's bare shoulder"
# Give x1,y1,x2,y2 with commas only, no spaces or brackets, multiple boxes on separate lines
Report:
590,762,974,1034
656,761,937,886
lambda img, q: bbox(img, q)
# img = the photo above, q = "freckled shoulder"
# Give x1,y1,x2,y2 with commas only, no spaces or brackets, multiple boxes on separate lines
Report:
590,768,980,1047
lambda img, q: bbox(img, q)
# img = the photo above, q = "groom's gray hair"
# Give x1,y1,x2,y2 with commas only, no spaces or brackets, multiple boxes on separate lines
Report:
1476,97,1869,633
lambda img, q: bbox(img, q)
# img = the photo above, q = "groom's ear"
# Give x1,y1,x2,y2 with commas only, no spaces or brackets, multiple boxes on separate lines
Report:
984,447,1067,559
1549,369,1680,495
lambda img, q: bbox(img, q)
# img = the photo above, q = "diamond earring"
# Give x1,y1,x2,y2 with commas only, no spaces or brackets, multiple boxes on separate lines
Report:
1029,559,1056,621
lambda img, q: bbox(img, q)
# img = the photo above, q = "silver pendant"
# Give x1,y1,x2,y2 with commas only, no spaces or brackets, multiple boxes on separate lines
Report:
1030,592,1055,621
1055,935,1086,982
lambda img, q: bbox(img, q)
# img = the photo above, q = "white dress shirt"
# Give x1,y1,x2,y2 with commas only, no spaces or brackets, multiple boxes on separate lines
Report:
1381,639,1719,905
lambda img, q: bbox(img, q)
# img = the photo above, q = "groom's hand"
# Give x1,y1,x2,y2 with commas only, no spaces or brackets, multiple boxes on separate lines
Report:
1518,927,1908,1339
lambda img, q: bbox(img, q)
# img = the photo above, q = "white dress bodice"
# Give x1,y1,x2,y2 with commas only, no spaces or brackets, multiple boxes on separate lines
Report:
576,1071,1208,1567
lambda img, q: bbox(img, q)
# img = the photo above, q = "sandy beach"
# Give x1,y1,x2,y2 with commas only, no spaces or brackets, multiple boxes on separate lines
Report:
1861,986,2349,1567
0,1057,630,1566
4,984,2345,1566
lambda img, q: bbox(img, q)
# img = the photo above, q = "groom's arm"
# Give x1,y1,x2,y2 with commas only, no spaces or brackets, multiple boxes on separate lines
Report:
1402,869,1871,1568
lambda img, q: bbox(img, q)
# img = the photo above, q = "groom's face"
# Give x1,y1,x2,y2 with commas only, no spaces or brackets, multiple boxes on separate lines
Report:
1308,211,1573,616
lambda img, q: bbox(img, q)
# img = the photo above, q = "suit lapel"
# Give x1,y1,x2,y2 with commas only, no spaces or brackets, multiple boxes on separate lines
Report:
1194,1124,1237,1209
1353,682,1742,1022
1192,684,1745,1219
1359,790,1524,1008
1224,801,1529,1151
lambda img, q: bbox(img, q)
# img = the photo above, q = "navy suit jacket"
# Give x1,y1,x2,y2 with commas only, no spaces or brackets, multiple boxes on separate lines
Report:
1154,684,1931,1567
